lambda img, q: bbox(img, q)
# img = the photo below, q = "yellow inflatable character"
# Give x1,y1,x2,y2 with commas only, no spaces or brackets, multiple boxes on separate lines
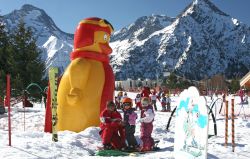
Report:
57,17,114,132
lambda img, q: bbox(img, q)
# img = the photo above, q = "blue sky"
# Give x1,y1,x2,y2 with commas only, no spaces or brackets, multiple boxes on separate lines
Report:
0,0,250,34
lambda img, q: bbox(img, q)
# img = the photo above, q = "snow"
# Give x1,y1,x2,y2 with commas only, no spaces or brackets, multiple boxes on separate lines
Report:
43,36,61,58
232,18,239,26
0,92,249,158
24,10,42,22
175,36,192,69
241,35,246,44
133,28,144,37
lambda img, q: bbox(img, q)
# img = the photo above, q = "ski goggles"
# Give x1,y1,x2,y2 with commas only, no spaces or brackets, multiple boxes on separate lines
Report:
123,102,131,107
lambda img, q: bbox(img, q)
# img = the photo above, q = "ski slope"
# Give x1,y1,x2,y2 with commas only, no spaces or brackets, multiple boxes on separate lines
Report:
0,92,249,158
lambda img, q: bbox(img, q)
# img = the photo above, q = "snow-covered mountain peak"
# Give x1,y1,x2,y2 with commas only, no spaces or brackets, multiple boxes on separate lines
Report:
191,0,228,16
21,4,40,11
110,0,250,80
2,2,249,80
112,14,175,42
180,0,229,22
4,4,71,39
3,4,74,73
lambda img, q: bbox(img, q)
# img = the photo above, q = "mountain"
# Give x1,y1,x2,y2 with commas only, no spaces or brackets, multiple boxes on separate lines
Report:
2,1,250,80
3,4,73,73
110,0,250,80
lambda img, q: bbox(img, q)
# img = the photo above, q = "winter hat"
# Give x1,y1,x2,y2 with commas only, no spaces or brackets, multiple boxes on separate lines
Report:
136,93,141,98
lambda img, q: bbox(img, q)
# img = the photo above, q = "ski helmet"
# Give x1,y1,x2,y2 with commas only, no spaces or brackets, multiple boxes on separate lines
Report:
122,97,133,107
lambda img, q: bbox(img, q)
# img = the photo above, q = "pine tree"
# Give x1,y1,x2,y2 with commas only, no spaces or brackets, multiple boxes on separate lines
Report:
0,14,13,97
229,79,240,94
165,73,178,89
10,19,45,96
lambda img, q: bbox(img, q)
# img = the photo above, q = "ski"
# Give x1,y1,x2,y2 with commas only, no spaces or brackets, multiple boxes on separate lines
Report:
95,141,161,157
49,67,59,142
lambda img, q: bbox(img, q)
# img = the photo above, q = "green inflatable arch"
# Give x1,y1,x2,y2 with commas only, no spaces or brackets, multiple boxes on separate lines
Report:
25,83,43,94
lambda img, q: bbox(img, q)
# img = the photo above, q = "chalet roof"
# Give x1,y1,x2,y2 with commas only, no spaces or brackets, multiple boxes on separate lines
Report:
240,71,250,87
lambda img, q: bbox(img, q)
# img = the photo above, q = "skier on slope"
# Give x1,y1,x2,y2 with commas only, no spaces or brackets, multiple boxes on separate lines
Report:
150,90,158,111
134,93,142,110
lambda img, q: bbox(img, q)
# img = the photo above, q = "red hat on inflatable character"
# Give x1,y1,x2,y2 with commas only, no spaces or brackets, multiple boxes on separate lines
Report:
71,17,114,60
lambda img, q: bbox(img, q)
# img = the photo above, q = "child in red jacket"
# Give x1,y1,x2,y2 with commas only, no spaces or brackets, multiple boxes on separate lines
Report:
99,101,125,150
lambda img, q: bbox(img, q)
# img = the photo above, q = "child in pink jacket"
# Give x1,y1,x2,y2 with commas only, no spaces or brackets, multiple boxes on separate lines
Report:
122,97,139,150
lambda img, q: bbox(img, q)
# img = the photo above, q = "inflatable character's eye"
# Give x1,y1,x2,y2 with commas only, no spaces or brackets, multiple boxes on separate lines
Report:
104,34,108,41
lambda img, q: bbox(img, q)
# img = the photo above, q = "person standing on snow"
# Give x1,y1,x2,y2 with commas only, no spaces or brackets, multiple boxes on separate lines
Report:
239,88,244,103
116,91,123,109
120,92,128,109
139,97,155,151
150,90,158,111
141,86,151,98
135,93,142,110
161,94,167,112
166,94,171,112
121,97,139,151
99,101,125,150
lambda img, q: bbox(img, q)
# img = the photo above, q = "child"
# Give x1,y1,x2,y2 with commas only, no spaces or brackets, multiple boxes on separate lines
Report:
135,93,142,110
120,92,128,109
242,92,249,104
150,90,158,111
116,91,123,109
99,101,126,150
239,88,244,103
139,97,155,151
114,96,120,109
166,94,171,112
161,94,167,112
122,97,139,150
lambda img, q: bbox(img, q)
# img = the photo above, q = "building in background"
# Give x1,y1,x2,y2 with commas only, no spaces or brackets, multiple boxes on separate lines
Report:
197,74,228,94
115,79,159,91
240,71,250,89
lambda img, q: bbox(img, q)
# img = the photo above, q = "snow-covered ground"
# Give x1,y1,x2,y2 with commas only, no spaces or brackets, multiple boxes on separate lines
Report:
0,92,249,159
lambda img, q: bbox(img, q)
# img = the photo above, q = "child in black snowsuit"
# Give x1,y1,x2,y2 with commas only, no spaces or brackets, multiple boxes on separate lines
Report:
122,97,139,151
